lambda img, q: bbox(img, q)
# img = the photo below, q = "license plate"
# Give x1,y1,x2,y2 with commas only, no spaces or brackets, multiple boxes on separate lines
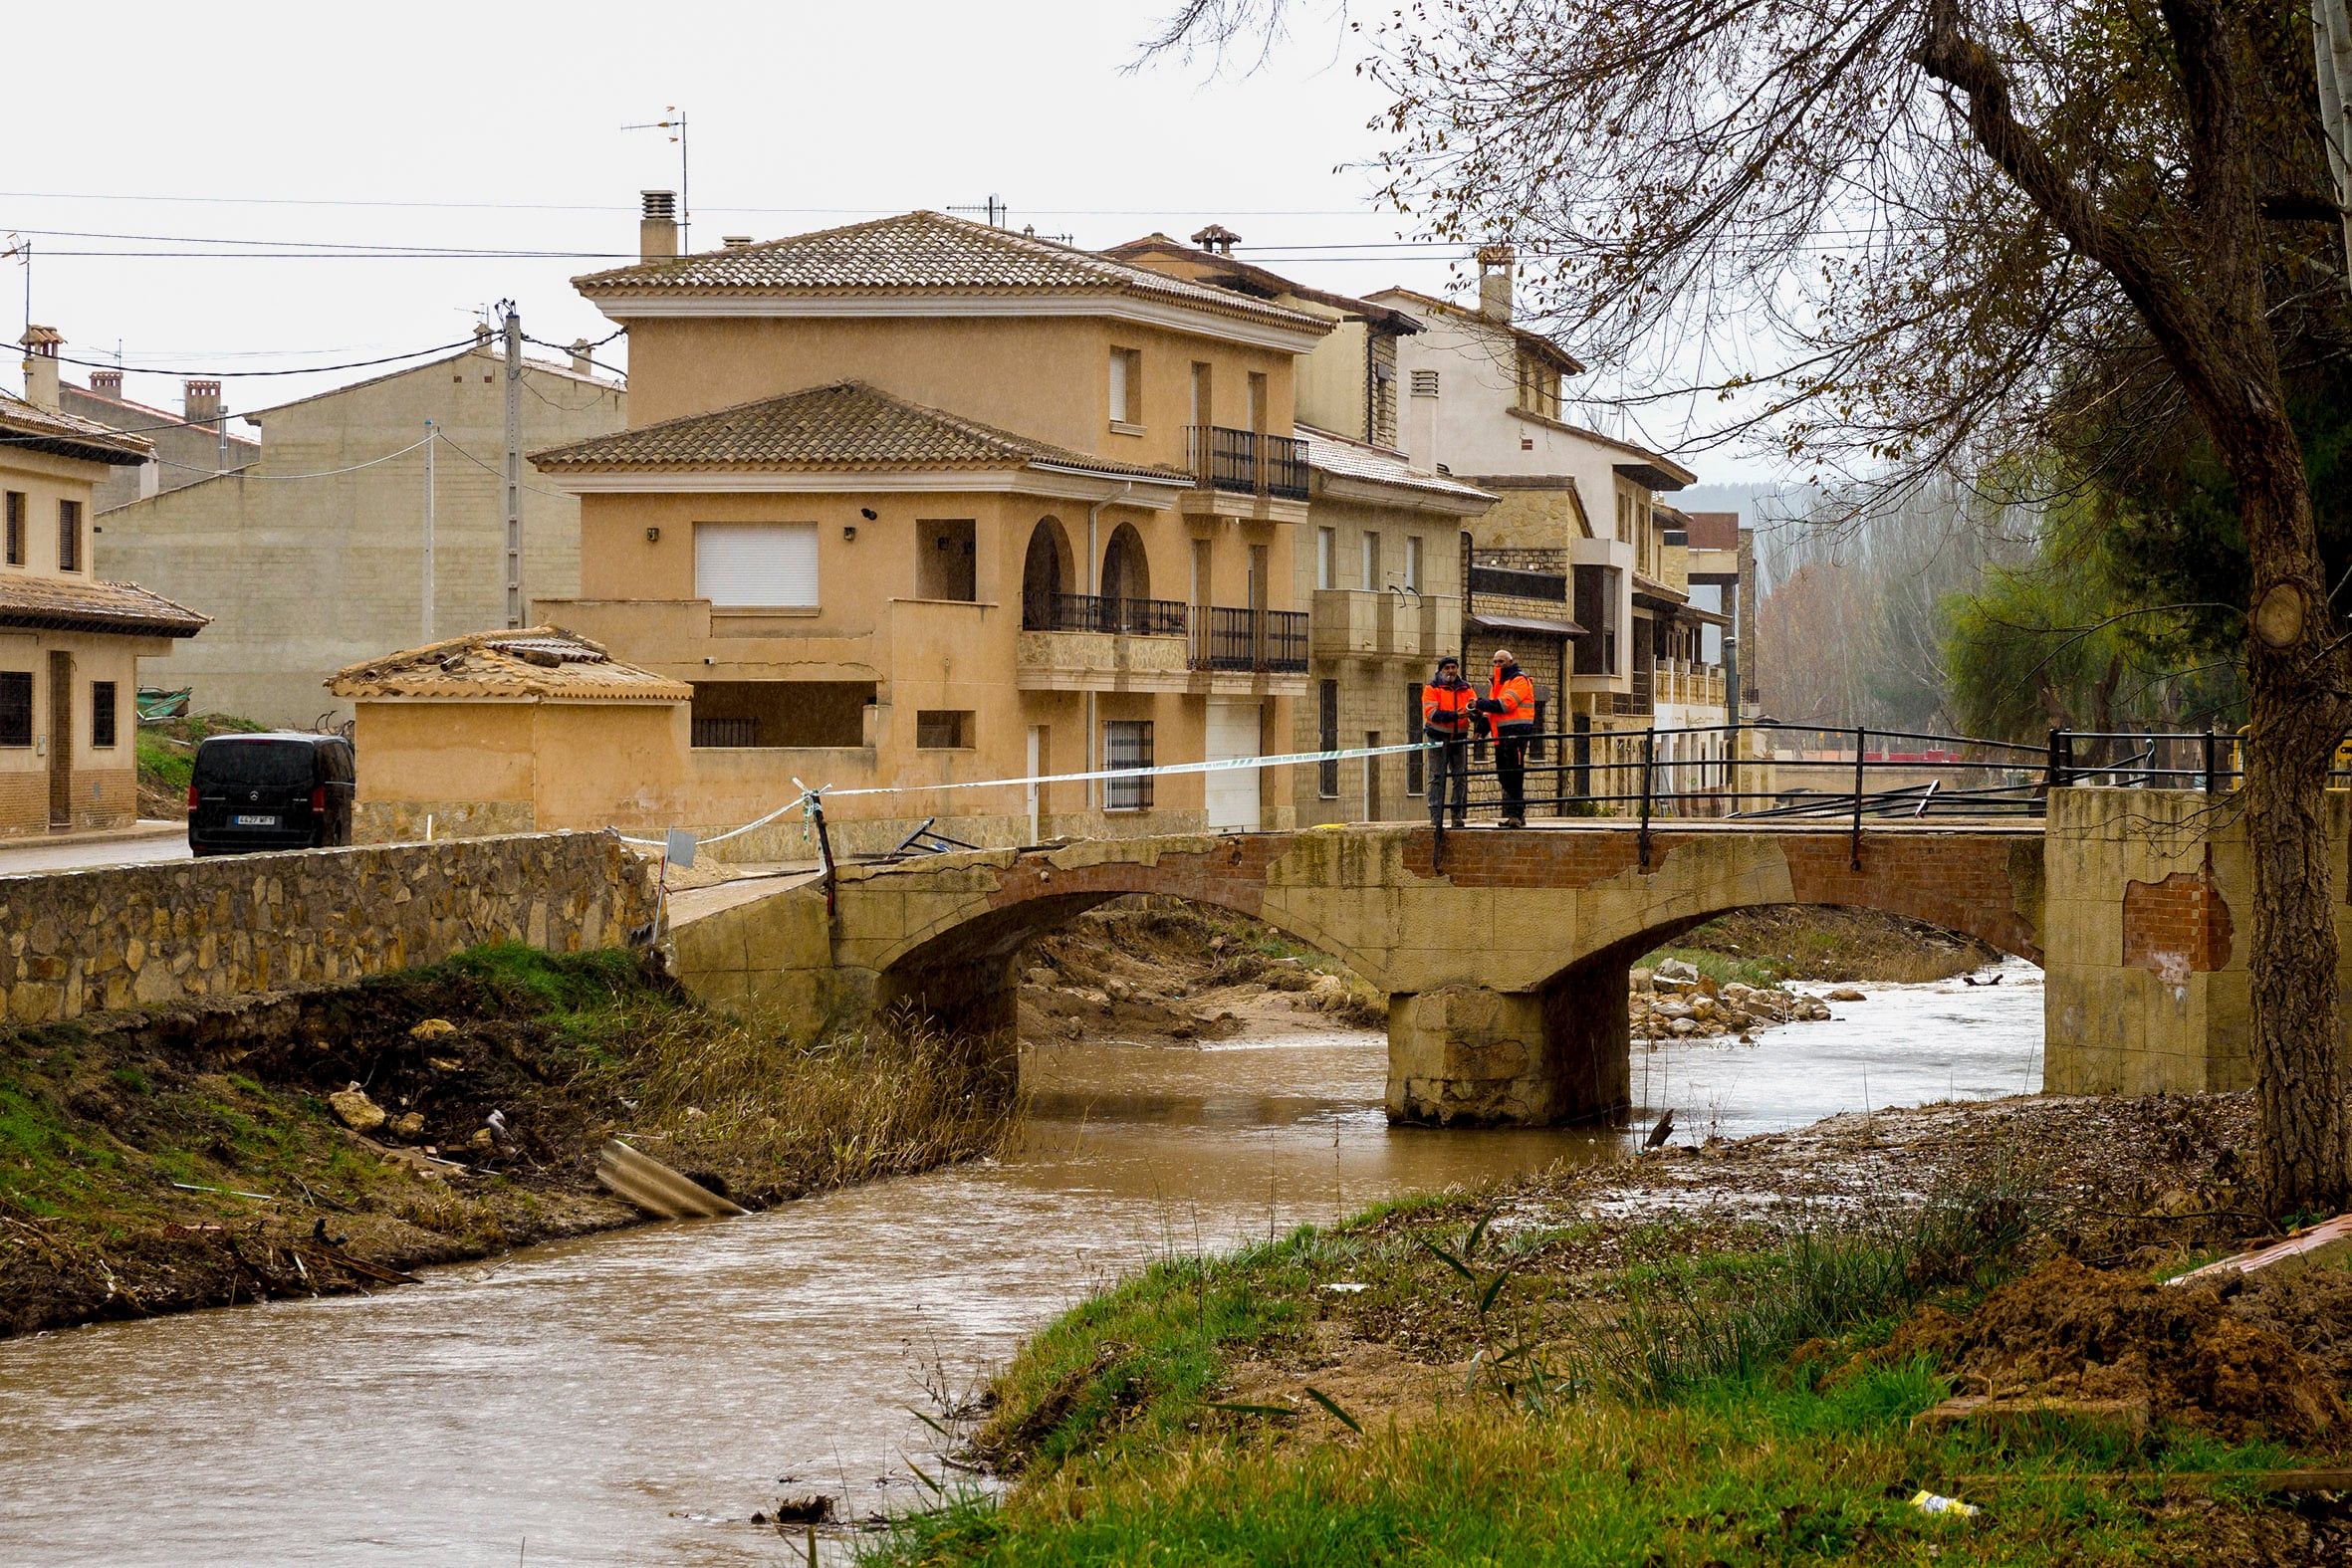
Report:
233,814,279,827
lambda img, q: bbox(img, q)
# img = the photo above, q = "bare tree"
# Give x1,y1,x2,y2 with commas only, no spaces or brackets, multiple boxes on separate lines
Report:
1147,0,2352,1213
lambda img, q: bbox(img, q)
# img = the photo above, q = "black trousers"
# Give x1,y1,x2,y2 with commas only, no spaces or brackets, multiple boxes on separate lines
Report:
1495,730,1532,819
1425,733,1469,825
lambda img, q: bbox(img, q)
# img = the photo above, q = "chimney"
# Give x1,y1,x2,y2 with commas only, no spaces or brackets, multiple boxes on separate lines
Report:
19,326,61,411
1191,223,1241,256
184,378,221,424
89,368,122,400
1408,366,1441,471
640,190,679,263
474,321,496,349
721,235,753,249
1477,244,1515,324
571,338,593,375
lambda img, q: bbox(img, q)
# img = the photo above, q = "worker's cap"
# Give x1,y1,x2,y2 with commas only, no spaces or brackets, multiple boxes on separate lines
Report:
1436,655,1460,669
1491,648,1514,665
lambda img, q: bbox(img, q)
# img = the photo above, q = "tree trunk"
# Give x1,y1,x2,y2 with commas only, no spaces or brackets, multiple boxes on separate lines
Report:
2233,424,2349,1217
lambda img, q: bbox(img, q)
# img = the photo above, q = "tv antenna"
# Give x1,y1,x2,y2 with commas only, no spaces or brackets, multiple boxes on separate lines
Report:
622,108,689,253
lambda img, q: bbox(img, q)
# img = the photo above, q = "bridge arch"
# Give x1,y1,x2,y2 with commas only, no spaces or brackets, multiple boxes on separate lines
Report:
869,843,1389,1034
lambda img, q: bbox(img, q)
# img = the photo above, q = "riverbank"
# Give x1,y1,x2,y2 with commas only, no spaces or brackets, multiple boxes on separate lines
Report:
880,1091,2352,1567
0,945,1018,1338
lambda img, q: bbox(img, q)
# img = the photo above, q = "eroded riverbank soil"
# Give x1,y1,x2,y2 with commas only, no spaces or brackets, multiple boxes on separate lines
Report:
0,946,1014,1338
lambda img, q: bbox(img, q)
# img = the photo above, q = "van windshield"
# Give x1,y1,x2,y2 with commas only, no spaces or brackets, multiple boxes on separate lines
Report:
199,741,315,788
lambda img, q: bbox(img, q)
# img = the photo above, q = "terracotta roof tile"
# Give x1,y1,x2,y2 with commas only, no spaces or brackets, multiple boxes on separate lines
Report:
1297,424,1495,504
531,380,1195,484
0,389,156,466
575,210,1329,336
328,626,692,702
0,572,206,637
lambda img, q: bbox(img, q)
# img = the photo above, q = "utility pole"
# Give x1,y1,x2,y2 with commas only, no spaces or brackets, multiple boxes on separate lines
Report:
501,302,523,628
422,420,436,642
2315,0,2352,279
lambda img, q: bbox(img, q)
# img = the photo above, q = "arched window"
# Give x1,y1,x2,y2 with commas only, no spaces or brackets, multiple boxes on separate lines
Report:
1022,517,1072,630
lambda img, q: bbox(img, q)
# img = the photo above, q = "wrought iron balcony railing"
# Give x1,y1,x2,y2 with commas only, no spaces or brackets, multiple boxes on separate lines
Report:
1021,591,1189,636
1190,606,1310,674
1186,426,1310,503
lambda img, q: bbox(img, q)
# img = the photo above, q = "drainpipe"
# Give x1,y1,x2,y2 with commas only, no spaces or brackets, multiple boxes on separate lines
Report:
1083,483,1137,813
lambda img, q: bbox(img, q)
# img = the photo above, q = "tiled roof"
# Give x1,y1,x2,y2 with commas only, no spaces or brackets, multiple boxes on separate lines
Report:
1101,234,1422,335
532,380,1196,484
575,210,1329,336
1297,425,1494,504
1366,287,1586,376
0,390,156,467
328,627,692,703
0,572,206,638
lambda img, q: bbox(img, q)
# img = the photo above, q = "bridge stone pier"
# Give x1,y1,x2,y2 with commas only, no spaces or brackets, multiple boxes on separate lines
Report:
670,819,2047,1126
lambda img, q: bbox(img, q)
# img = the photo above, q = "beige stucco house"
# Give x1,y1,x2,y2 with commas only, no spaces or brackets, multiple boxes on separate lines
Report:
1366,262,1760,811
1103,228,1498,825
96,340,623,727
0,348,207,836
524,205,1333,856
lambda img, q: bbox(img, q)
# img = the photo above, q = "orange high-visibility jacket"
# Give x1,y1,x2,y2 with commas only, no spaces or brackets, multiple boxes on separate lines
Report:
1490,669,1536,733
1423,680,1478,736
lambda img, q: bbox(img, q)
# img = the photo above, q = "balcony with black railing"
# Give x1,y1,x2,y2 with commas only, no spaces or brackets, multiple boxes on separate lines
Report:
1190,606,1310,674
1020,591,1189,637
1186,426,1311,503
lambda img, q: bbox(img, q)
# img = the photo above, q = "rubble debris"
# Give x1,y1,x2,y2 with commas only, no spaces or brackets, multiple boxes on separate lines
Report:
594,1139,748,1220
327,1085,386,1134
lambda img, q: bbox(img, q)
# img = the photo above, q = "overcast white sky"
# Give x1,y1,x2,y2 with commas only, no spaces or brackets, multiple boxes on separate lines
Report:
8,1,1763,481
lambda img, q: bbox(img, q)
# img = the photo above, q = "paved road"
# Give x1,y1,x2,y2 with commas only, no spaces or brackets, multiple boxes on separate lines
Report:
0,830,190,876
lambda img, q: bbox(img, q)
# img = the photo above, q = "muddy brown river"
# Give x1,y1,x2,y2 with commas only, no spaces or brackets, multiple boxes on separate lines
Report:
0,962,2041,1564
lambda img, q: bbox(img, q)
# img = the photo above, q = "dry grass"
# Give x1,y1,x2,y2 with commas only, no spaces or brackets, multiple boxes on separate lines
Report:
573,1004,1024,1203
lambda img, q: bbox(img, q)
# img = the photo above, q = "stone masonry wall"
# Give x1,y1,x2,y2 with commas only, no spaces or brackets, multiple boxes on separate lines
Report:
0,830,654,1023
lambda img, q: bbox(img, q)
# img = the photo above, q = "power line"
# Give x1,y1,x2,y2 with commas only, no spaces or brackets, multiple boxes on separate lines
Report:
149,433,435,480
0,189,1393,218
50,336,484,378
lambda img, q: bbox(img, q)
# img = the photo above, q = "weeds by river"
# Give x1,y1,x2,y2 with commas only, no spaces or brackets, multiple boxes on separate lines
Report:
873,1102,2352,1567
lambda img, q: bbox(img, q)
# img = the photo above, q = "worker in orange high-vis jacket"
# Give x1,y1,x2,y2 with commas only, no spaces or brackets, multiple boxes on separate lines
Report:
1477,649,1538,827
1421,655,1478,829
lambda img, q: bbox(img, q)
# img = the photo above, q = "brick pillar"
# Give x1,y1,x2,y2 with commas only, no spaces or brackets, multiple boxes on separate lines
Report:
1386,958,1631,1125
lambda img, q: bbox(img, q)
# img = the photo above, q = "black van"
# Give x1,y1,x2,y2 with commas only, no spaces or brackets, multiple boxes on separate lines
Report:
187,734,356,856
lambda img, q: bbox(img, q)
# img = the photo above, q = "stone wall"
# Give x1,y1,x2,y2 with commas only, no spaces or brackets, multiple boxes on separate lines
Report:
2042,787,2277,1094
0,830,654,1023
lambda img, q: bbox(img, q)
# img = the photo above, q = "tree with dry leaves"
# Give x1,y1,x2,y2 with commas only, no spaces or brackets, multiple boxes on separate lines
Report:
1145,0,2352,1214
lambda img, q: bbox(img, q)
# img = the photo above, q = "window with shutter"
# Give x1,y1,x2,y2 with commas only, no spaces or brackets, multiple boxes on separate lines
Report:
694,522,819,608
92,682,117,749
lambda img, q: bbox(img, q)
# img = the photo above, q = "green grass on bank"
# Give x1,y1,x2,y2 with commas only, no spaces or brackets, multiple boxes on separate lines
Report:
132,712,270,799
871,1170,2338,1567
1636,944,1793,990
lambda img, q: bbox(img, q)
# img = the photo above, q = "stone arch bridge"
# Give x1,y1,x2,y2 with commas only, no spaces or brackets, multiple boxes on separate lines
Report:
673,816,2070,1124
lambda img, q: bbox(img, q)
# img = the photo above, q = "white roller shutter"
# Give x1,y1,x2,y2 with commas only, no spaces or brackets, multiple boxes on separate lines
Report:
1204,698,1263,832
695,522,819,608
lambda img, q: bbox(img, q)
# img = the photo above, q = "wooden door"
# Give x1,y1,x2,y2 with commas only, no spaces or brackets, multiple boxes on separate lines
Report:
46,651,71,827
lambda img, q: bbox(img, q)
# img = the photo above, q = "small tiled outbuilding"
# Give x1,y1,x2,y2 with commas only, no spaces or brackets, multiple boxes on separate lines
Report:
328,627,692,842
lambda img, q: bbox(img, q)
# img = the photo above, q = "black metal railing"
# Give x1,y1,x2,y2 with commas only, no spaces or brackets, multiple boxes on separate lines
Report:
1186,426,1310,502
1386,722,2277,863
1021,591,1188,636
1190,606,1309,673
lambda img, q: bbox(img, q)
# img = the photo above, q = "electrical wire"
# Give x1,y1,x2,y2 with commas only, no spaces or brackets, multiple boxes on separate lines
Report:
430,429,578,499
49,336,483,378
147,433,435,481
522,334,627,379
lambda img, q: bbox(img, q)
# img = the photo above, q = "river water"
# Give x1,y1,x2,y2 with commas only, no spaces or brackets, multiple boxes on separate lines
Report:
0,960,2041,1565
